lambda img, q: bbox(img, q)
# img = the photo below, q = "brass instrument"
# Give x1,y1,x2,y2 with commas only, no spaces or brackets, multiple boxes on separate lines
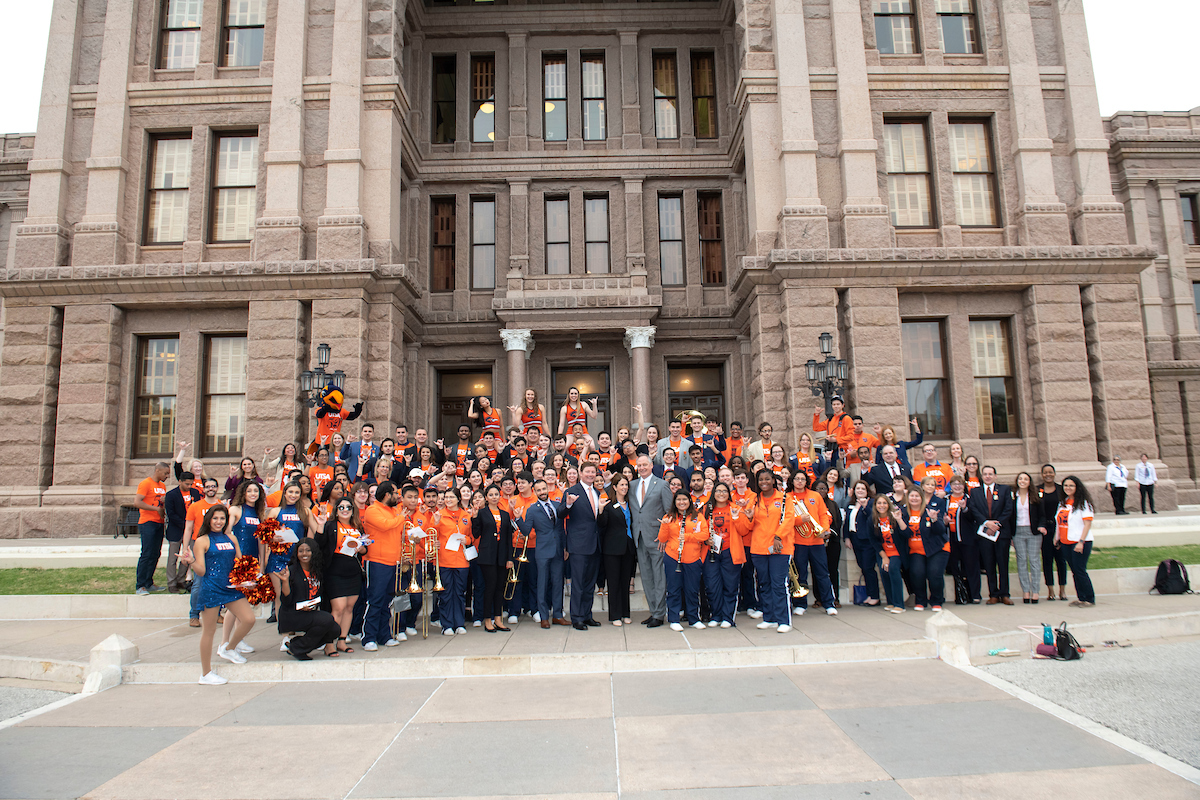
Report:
504,530,532,601
788,560,811,599
793,495,826,539
676,518,686,572
673,409,707,425
421,527,443,639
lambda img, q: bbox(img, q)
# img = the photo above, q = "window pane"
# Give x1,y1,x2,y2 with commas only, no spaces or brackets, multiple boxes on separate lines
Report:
213,188,254,241
472,56,495,143
954,174,996,226
472,199,495,289
883,123,928,173
583,100,606,141
208,336,247,393
545,56,566,141
153,139,191,189
205,395,245,454
653,55,676,98
226,0,265,26
472,199,495,245
901,321,945,379
546,243,570,275
546,199,569,243
225,28,263,67
907,379,950,436
658,196,682,241
138,396,177,455
137,337,178,456
163,31,200,69
876,16,915,54
149,190,189,243
216,136,257,186
582,58,604,98
654,54,678,139
975,377,1016,435
1182,196,1198,246
431,198,455,292
660,241,684,285
699,194,723,285
584,197,607,242
970,320,1011,377
876,0,912,10
935,0,972,12
141,338,179,395
692,53,717,139
949,123,990,172
939,14,978,54
433,56,456,144
586,243,609,274
888,175,932,227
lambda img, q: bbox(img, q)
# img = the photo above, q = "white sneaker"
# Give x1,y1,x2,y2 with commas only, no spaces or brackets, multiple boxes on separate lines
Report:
794,607,806,616
455,627,467,634
669,622,684,631
888,607,904,614
443,628,456,636
707,620,719,627
747,609,763,619
826,607,838,616
405,627,418,637
756,621,778,629
394,632,408,642
217,644,246,664
348,633,361,642
720,621,732,629
507,615,518,624
777,624,792,633
533,612,541,622
198,671,228,685
279,638,291,652
383,638,401,647
914,605,925,611
473,620,482,627
235,641,254,654
362,641,379,651
691,621,706,630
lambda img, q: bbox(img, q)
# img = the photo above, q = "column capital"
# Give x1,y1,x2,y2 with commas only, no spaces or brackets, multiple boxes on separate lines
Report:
500,328,535,353
624,325,656,353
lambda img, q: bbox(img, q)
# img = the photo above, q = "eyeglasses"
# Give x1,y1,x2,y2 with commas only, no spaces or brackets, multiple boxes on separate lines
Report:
337,504,353,511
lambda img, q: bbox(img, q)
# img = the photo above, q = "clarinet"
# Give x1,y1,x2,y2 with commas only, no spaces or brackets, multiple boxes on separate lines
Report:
706,504,719,559
676,517,686,572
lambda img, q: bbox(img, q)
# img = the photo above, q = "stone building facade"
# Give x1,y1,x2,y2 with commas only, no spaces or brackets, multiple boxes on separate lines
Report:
0,0,1193,536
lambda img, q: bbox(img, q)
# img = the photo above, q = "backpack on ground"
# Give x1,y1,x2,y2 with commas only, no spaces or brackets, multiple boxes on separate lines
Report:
1054,621,1083,660
1150,559,1192,595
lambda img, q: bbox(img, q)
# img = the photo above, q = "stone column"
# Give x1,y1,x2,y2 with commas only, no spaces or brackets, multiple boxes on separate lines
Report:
773,0,828,249
367,298,407,430
317,0,368,259
624,326,655,427
1124,179,1172,361
619,31,641,149
842,288,907,428
623,177,646,276
1155,181,1200,360
245,300,306,457
1022,284,1098,465
311,297,369,414
0,306,62,498
5,203,27,270
15,0,83,268
507,178,529,281
254,0,309,260
501,328,534,410
829,0,891,248
999,0,1071,245
508,32,528,151
779,287,839,449
1053,0,1127,245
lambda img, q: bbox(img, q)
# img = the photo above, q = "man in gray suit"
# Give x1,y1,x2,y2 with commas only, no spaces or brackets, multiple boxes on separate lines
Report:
630,455,673,627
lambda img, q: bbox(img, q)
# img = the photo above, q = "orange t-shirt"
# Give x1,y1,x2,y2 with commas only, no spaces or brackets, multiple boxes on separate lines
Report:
907,513,926,556
843,432,880,466
308,466,334,501
722,437,745,463
266,490,283,509
186,498,222,539
913,462,954,494
437,510,474,569
136,477,166,524
509,493,537,547
879,519,899,558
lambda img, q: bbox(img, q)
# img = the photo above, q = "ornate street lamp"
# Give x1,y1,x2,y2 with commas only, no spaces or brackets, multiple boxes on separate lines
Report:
806,332,848,418
300,343,338,408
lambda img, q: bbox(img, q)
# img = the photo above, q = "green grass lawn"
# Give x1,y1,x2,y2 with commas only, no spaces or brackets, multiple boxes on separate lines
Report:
1009,544,1200,572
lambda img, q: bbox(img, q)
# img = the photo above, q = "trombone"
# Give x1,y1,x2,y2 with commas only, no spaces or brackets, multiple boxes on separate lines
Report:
504,530,531,601
420,527,443,639
788,496,821,600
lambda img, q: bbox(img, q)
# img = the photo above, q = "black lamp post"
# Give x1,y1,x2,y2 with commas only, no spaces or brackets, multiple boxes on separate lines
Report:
804,331,848,418
300,343,345,408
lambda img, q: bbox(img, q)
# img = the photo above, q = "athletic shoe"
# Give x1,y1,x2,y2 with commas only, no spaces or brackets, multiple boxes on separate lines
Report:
188,618,201,627
149,585,167,593
794,607,806,616
217,644,246,664
931,605,943,611
507,615,518,624
707,620,719,627
348,633,362,642
826,607,838,616
720,621,732,629
405,627,417,637
135,588,149,596
691,621,706,630
883,604,895,610
395,632,408,642
747,609,764,619
443,628,456,636
756,621,778,629
533,612,542,622
777,624,792,633
455,627,467,634
473,620,482,627
279,637,293,652
235,641,254,654
362,641,378,651
669,622,684,632
383,638,401,647
198,671,228,685
888,607,904,614
913,605,925,611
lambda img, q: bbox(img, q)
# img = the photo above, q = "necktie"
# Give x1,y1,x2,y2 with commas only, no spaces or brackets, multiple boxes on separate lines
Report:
543,501,555,524
890,464,897,477
986,487,993,515
588,488,597,515
639,480,646,506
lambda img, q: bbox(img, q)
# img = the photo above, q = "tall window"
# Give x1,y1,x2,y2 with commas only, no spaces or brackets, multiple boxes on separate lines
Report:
471,55,496,143
584,196,610,274
431,198,455,292
204,336,248,456
211,134,257,242
901,320,951,436
884,121,933,228
1182,194,1199,246
582,54,606,141
471,197,495,289
653,53,679,139
874,1,917,54
222,0,265,67
698,194,724,285
545,198,570,274
971,320,1017,436
949,121,998,227
658,196,684,286
160,0,202,69
691,52,717,139
146,136,191,245
432,56,456,144
937,0,980,54
135,337,178,457
544,55,567,142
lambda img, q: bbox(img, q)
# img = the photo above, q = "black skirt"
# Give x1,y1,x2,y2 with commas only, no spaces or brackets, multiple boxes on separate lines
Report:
324,553,364,599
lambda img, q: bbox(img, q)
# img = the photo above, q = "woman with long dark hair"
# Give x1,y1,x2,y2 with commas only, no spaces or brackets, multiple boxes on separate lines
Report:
1056,476,1096,607
901,486,949,610
471,485,514,631
788,471,836,616
598,474,636,626
701,482,743,627
317,496,365,652
870,493,907,612
658,491,710,632
224,457,263,500
277,539,341,660
468,395,504,436
1012,471,1043,604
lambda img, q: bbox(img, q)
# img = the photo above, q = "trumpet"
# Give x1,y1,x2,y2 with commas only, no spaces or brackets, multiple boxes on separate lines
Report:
788,560,812,599
421,526,443,640
793,496,826,540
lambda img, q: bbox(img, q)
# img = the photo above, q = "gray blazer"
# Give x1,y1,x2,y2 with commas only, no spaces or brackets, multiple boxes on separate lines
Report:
655,439,694,470
629,474,674,548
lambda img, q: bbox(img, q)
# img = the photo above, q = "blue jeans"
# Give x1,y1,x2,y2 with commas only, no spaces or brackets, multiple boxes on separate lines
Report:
136,521,165,590
1066,541,1095,603
663,556,702,624
882,554,905,608
702,548,741,624
924,549,949,607
792,543,835,609
189,574,202,619
851,541,881,601
362,561,400,645
751,553,790,625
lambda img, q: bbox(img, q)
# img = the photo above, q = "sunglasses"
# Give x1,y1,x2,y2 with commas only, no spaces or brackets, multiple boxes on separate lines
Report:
337,504,353,511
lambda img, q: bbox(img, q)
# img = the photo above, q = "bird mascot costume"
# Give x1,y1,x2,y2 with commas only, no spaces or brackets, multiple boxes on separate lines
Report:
308,385,363,457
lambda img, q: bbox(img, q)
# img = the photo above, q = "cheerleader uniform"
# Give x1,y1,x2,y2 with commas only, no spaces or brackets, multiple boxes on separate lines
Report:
268,504,305,573
563,402,588,433
198,531,244,609
480,407,503,436
231,504,262,564
521,405,545,436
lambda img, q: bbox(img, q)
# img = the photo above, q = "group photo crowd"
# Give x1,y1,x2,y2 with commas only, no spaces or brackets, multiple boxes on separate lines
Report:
130,389,1112,686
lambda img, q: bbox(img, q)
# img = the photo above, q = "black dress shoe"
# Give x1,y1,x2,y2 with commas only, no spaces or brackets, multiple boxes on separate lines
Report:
645,618,664,628
584,619,601,627
287,647,312,661
641,617,654,625
572,622,588,630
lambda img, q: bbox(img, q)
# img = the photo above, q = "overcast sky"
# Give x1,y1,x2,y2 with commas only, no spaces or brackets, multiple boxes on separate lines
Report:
0,0,1195,135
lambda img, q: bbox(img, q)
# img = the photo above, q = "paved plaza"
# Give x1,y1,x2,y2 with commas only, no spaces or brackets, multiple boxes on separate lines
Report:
3,659,1199,800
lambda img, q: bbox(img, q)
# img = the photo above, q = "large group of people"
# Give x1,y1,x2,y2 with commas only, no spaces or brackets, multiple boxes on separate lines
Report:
132,390,1102,685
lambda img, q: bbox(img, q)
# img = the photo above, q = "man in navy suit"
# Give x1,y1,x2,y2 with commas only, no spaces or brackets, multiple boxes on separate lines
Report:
966,465,1015,605
340,422,379,481
563,462,605,629
866,445,912,495
514,478,570,627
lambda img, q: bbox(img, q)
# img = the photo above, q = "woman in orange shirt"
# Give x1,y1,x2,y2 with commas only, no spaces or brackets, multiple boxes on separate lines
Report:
962,456,982,493
902,487,949,611
870,493,907,613
658,491,710,631
468,395,504,437
510,387,548,438
308,447,335,502
433,489,475,635
701,482,743,628
787,471,836,616
731,468,797,632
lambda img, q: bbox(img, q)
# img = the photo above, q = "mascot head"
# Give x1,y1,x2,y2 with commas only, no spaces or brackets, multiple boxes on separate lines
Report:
320,384,345,412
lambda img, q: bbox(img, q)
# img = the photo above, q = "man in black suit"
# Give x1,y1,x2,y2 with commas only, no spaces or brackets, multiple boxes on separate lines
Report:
515,478,570,628
162,472,200,593
866,445,912,495
966,465,1015,605
563,462,605,629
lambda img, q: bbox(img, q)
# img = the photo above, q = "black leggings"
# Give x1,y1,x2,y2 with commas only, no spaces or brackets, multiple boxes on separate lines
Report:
1041,533,1067,587
479,564,505,619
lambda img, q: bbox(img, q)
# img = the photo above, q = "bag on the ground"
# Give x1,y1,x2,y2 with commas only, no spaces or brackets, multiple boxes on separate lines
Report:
954,573,971,605
852,576,868,606
1054,620,1083,660
1150,559,1191,595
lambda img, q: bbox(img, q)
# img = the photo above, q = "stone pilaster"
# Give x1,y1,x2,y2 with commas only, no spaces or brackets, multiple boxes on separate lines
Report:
999,0,1071,245
14,0,82,268
507,178,529,281
1022,284,1098,464
507,32,528,151
501,329,534,410
317,0,368,259
366,298,406,433
619,31,641,150
246,300,306,457
254,0,309,261
1122,179,1173,361
624,325,655,426
1154,181,1200,360
778,286,839,450
623,178,646,275
0,306,62,496
842,288,907,429
1053,0,1127,245
830,0,891,248
1148,378,1192,505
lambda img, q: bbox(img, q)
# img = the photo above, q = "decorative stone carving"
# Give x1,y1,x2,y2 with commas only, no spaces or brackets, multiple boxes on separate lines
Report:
500,328,534,353
623,325,656,354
